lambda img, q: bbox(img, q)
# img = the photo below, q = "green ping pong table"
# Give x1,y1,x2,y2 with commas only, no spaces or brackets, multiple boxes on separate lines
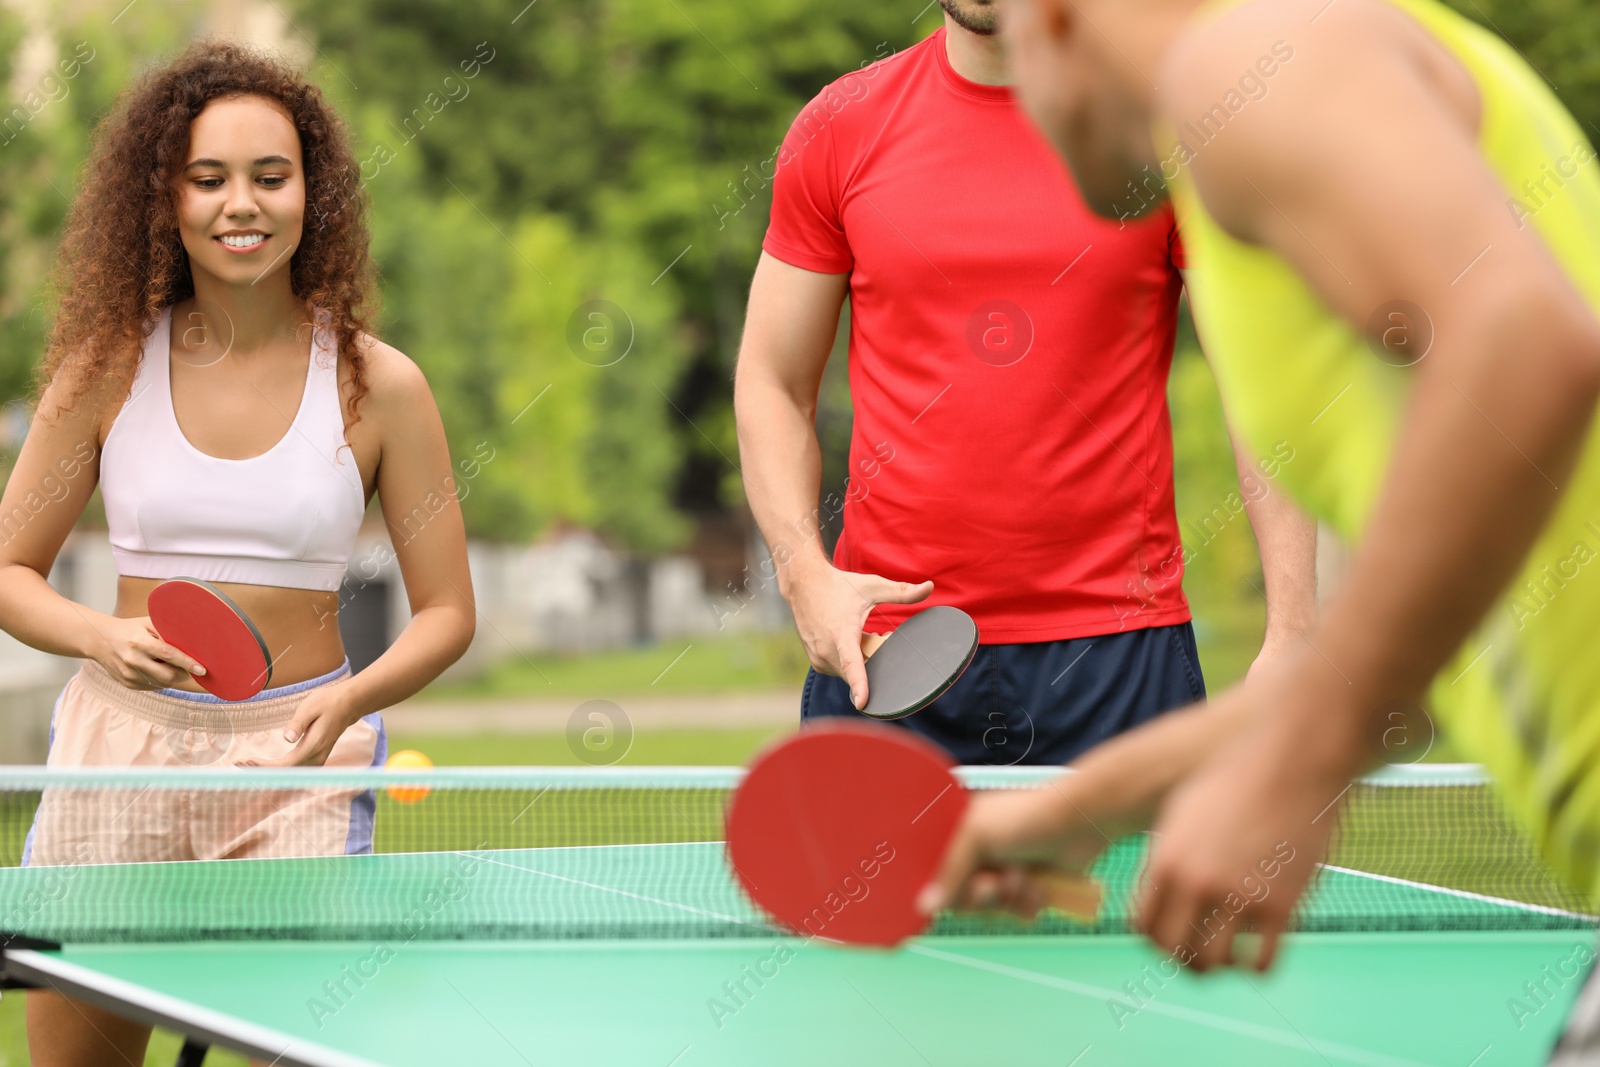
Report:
0,840,1593,1067
0,764,1595,1066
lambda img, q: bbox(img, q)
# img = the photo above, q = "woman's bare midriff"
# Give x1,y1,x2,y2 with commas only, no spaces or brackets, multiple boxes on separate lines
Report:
116,576,346,690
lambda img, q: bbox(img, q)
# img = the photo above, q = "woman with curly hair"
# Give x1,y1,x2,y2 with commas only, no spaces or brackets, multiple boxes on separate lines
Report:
5,39,475,1065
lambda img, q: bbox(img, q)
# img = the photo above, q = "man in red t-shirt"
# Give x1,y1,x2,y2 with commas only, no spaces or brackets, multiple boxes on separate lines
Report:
733,1,1315,764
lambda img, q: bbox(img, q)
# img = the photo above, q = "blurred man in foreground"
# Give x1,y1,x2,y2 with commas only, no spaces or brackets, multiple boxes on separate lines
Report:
925,0,1600,1059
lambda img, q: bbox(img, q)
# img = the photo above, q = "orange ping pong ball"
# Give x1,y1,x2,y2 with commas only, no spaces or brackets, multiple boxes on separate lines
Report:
385,749,433,803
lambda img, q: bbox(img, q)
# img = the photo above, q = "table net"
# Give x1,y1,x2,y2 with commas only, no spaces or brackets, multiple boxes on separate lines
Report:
0,764,1592,945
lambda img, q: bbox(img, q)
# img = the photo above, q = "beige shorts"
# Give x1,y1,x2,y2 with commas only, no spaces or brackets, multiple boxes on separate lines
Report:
25,659,386,867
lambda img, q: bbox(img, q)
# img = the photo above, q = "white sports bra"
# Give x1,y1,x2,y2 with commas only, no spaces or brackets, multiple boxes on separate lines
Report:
98,306,367,592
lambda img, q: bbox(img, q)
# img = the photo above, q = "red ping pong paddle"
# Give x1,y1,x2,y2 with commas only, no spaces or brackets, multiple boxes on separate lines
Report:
147,577,273,701
859,605,978,720
726,721,1102,947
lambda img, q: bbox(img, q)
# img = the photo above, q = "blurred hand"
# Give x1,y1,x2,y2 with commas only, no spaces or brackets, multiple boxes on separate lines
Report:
784,558,932,708
243,684,360,767
1137,681,1357,973
93,614,205,691
1244,623,1302,686
917,777,1116,920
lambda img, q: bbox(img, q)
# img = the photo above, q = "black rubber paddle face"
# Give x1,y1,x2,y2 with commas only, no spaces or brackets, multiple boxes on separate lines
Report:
859,606,979,720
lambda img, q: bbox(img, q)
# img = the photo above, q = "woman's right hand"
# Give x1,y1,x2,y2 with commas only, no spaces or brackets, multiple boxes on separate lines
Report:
91,614,206,690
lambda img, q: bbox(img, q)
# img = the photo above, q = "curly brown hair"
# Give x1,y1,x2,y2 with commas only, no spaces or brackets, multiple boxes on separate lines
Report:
38,38,378,427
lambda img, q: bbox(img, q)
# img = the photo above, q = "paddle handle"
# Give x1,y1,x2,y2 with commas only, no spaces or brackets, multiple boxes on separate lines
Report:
1033,871,1104,922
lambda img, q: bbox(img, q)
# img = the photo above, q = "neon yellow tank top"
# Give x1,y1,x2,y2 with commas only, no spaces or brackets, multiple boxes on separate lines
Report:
1167,0,1600,901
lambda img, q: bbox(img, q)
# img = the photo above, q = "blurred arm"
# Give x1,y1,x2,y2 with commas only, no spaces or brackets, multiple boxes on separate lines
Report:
1165,2,1600,767
1229,431,1318,658
1182,271,1320,662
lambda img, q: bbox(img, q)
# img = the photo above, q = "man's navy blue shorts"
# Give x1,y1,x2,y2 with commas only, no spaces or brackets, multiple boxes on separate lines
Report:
799,621,1206,765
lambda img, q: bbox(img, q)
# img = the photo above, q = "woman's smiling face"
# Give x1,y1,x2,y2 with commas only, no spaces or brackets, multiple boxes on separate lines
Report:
174,94,306,287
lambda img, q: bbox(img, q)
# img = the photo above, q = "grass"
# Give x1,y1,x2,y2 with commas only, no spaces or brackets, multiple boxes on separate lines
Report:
421,629,811,700
369,727,784,856
386,727,784,767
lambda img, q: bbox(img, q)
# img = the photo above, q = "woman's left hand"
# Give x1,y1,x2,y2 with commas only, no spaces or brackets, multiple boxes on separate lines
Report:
243,684,361,767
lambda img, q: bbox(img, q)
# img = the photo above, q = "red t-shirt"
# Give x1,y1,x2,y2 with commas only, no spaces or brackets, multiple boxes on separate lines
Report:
762,29,1191,643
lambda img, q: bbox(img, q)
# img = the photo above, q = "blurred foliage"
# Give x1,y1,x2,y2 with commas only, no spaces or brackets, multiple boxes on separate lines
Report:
295,0,946,546
1169,337,1269,689
1441,0,1600,138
